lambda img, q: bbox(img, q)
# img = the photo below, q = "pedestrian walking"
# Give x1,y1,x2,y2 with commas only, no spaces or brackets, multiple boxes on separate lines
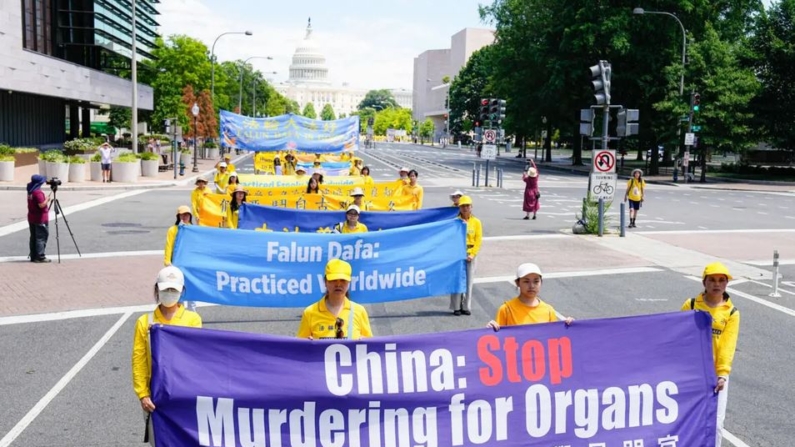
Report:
227,186,247,229
681,262,740,447
333,205,368,233
191,177,209,224
297,259,373,339
26,174,51,263
132,266,202,446
98,142,115,182
522,159,540,220
487,263,573,331
449,195,482,316
624,168,646,228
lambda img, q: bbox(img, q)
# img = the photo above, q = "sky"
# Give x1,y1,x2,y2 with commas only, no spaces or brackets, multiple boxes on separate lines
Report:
157,0,491,91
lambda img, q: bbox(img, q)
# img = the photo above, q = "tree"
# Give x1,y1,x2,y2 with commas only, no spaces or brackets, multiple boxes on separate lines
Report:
419,118,435,139
182,85,199,139
449,46,495,135
357,89,398,111
749,0,795,150
287,100,301,115
351,107,376,132
104,106,131,134
320,104,336,121
197,89,218,138
373,108,413,135
302,102,317,119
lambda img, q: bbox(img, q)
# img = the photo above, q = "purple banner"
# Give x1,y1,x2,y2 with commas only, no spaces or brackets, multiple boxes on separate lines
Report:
150,311,717,446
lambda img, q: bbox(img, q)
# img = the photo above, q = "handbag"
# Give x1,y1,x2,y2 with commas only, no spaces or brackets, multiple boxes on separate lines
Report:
535,191,541,199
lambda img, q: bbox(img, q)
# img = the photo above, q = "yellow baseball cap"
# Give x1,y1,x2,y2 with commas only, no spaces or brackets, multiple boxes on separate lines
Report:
176,205,191,215
458,195,473,206
702,262,733,280
326,259,352,281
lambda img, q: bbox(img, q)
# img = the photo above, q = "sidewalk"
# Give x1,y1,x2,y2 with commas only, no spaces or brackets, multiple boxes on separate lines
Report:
0,152,252,191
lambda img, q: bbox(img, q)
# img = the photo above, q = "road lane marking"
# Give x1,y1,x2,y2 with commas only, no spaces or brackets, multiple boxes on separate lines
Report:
0,312,132,447
746,259,795,266
0,250,163,263
722,430,752,447
474,267,662,284
685,276,795,317
0,189,149,238
748,280,795,296
637,228,795,235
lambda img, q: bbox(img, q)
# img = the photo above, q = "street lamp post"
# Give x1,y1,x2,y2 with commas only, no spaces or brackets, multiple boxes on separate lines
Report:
131,0,138,153
191,102,199,173
632,8,686,97
210,30,253,107
239,56,272,114
252,72,277,116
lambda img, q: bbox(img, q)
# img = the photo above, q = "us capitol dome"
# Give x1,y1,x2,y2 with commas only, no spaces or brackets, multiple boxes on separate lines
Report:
287,18,330,85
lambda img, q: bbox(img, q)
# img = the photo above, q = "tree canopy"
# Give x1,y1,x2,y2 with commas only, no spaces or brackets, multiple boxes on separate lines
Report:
357,89,398,111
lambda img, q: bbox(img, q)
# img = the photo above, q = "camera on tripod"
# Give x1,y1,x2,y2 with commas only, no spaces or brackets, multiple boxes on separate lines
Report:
47,177,62,191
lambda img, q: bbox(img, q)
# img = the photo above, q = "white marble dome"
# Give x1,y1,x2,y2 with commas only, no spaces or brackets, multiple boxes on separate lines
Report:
288,19,330,85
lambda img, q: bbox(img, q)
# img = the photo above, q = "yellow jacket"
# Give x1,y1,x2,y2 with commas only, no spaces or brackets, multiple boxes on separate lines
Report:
362,176,374,186
214,171,230,193
164,225,178,265
335,222,368,234
131,305,202,399
462,215,482,257
191,188,208,218
401,184,424,209
227,207,240,229
681,294,740,377
297,297,372,339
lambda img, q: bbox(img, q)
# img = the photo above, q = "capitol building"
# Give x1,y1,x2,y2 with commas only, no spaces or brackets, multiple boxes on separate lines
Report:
274,20,412,117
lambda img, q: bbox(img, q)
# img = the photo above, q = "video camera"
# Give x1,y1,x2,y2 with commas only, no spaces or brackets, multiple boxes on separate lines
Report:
47,177,62,191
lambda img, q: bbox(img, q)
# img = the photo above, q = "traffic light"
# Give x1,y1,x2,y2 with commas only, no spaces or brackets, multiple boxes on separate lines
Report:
616,108,640,137
489,99,500,121
691,92,701,112
479,98,489,121
589,60,611,105
579,109,595,136
497,99,507,123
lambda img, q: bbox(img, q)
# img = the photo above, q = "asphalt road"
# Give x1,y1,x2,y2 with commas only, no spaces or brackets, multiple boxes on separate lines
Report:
1,143,793,446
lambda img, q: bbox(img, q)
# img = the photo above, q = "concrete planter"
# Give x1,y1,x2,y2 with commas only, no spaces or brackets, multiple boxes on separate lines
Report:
206,148,220,160
46,161,69,183
112,161,138,183
141,159,159,177
0,160,14,182
68,163,86,183
38,159,47,176
90,162,103,181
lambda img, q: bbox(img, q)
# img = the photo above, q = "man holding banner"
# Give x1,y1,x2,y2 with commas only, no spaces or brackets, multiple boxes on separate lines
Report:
450,196,482,316
333,205,368,234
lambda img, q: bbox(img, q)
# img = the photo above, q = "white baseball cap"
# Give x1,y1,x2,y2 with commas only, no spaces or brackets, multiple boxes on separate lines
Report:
157,266,185,292
346,204,361,214
516,263,543,279
399,167,409,173
350,187,364,196
218,162,228,168
450,189,464,197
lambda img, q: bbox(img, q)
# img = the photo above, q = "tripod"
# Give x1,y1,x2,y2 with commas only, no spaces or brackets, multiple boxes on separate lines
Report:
50,190,81,263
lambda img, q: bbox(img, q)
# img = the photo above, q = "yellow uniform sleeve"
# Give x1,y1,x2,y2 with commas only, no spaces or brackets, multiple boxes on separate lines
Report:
228,163,236,172
547,304,559,322
679,299,692,311
191,189,204,218
495,303,510,327
415,186,424,209
356,304,373,338
227,208,239,229
164,225,178,266
131,316,151,400
296,308,312,338
716,310,740,377
467,218,483,257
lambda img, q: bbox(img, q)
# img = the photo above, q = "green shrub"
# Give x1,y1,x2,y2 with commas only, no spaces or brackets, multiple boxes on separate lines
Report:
204,140,218,149
68,156,86,164
0,144,13,156
40,150,67,163
139,151,159,161
0,155,14,162
91,153,102,162
575,196,613,234
117,153,139,162
14,147,38,154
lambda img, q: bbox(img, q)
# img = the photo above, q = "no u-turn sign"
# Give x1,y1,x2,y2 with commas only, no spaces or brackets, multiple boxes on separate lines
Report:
593,150,616,173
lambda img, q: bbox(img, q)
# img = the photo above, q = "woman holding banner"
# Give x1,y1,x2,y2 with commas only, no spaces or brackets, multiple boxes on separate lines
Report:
487,263,573,331
334,205,368,233
361,166,374,186
450,196,482,316
297,259,373,340
400,169,424,209
132,266,202,445
225,172,240,195
306,177,320,194
227,186,248,229
191,177,209,224
681,262,740,447
164,205,192,266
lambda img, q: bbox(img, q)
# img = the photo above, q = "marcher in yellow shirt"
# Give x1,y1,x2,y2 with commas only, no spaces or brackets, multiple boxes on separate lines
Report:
297,259,373,339
450,196,482,315
190,177,209,224
361,166,374,186
350,158,363,176
681,262,740,447
227,186,247,229
225,172,240,195
214,162,230,194
132,266,201,444
398,167,410,185
488,263,573,330
400,169,424,209
350,187,373,211
164,205,192,266
214,153,236,172
295,167,308,181
334,205,368,233
624,169,646,228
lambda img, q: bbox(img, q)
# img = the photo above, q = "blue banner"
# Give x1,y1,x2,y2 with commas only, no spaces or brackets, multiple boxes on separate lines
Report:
221,110,359,152
172,220,466,307
150,311,718,446
238,203,460,232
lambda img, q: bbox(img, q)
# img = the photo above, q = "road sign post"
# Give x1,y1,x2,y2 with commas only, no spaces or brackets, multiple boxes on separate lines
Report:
482,144,497,187
589,173,617,202
593,149,616,173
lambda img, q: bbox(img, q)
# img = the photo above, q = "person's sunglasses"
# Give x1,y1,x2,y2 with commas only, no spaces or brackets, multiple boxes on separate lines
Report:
335,317,344,339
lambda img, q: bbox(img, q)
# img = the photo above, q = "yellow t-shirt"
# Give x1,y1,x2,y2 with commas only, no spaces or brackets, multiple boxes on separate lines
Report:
495,297,559,326
131,305,202,399
626,178,646,202
227,207,240,229
164,225,178,265
462,216,483,257
362,176,374,186
336,222,368,234
681,294,740,377
191,188,208,218
297,297,372,340
401,184,424,209
214,171,230,194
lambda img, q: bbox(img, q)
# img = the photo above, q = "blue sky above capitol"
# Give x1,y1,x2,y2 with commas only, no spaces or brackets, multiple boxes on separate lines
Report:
157,0,488,90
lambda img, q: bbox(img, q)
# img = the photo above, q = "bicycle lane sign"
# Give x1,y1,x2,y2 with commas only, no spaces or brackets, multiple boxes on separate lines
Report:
589,173,617,202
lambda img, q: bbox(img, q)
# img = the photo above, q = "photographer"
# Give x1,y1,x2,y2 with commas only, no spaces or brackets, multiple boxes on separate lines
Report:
27,175,51,263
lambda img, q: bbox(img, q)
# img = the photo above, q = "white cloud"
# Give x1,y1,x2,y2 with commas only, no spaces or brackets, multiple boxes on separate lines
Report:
156,0,466,90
